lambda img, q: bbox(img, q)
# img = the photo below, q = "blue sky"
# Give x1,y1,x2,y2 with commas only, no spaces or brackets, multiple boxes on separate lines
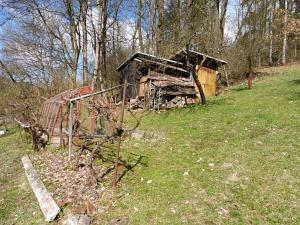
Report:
0,0,240,55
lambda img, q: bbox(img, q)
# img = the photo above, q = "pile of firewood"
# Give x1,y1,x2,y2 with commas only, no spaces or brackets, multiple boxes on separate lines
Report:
129,95,197,110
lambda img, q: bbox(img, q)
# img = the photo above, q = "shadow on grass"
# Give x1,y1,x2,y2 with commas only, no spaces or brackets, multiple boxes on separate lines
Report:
232,86,249,92
206,97,233,107
94,150,147,182
286,92,300,101
118,155,144,182
289,79,300,85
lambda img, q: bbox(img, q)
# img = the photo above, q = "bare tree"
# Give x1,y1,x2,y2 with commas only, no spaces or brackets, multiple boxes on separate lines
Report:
0,60,16,83
156,0,164,55
219,0,228,43
91,0,105,90
282,0,288,64
269,1,274,65
80,0,89,85
64,0,81,87
137,0,144,52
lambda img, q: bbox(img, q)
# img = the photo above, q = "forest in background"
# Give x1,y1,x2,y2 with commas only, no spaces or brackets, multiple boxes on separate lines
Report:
0,0,299,116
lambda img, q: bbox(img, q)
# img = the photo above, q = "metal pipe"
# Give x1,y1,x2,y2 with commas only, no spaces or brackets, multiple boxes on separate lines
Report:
68,102,73,161
69,85,123,102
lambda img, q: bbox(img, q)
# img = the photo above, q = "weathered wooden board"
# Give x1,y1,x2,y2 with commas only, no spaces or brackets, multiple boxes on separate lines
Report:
195,66,217,97
139,76,148,97
21,155,60,222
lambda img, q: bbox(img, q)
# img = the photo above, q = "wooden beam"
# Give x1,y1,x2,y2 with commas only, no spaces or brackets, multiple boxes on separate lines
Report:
141,58,189,73
21,155,60,222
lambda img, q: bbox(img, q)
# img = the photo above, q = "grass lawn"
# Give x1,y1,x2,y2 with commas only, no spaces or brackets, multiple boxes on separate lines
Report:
0,130,46,225
0,65,300,224
102,65,300,224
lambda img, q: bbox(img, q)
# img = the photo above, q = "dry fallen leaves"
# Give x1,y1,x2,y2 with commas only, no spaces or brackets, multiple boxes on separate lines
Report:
33,151,113,208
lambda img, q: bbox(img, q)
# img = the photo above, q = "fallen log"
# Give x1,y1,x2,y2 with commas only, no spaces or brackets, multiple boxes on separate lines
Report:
21,155,60,222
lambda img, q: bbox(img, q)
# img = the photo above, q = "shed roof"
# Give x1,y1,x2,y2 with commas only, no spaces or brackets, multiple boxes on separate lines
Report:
116,50,227,73
116,52,187,72
170,50,228,65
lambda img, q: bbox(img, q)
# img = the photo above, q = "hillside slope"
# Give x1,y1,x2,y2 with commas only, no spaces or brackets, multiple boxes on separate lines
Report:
0,66,299,225
105,66,300,224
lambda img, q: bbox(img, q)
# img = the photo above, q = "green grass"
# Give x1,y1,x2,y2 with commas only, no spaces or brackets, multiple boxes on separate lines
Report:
99,66,300,224
1,66,300,225
0,129,46,225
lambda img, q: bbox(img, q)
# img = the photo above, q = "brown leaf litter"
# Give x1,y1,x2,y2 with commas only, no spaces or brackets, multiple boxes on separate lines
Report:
32,151,113,209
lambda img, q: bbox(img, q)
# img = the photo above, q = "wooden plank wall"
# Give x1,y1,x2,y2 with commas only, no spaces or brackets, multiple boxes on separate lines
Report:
139,76,148,97
195,66,217,97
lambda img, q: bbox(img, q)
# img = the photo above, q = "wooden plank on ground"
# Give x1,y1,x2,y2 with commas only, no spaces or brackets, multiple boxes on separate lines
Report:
21,155,60,222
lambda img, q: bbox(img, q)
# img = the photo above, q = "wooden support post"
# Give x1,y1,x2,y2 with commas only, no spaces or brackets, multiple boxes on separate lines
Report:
113,80,128,187
68,101,73,161
222,65,229,87
153,84,156,110
148,80,152,110
59,97,63,148
158,88,161,111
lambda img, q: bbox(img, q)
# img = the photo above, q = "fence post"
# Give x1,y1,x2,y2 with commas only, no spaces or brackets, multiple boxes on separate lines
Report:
68,101,73,161
113,80,128,187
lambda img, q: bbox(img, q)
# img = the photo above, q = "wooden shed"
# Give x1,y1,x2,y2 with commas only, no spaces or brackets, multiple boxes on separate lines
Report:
170,50,227,97
116,50,227,109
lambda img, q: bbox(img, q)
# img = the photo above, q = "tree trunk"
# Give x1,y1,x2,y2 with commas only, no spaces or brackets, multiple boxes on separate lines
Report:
151,0,157,54
145,0,151,53
91,0,105,90
186,46,206,105
0,60,16,83
279,0,285,9
219,0,228,43
269,2,273,65
64,0,81,87
100,0,107,86
71,50,79,87
294,40,297,59
157,0,164,55
137,0,144,52
248,57,253,89
282,0,287,65
91,42,101,90
296,0,300,13
222,65,229,87
132,23,138,51
193,65,206,105
81,0,89,85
